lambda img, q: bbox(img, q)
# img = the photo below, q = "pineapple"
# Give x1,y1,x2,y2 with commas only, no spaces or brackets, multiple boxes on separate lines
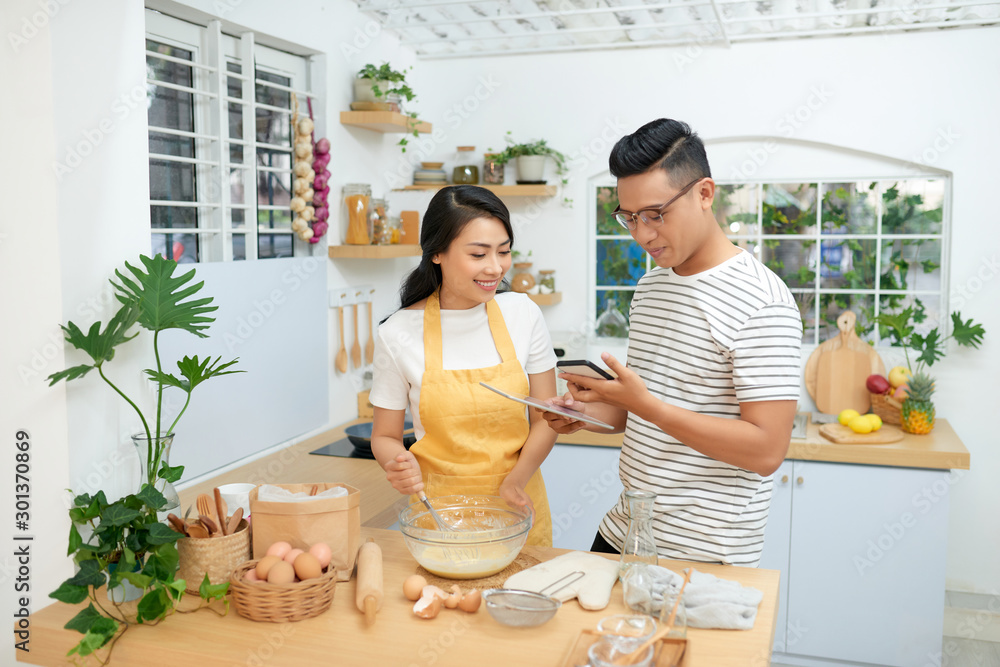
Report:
901,371,936,434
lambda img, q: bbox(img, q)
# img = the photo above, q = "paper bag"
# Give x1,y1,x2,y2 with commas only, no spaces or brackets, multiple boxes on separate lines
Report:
249,483,360,582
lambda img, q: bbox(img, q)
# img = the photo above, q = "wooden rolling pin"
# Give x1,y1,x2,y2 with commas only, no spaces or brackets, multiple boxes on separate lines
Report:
355,538,383,625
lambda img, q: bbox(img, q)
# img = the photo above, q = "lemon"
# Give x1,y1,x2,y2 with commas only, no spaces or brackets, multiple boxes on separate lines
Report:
848,415,874,434
866,414,883,431
838,409,861,426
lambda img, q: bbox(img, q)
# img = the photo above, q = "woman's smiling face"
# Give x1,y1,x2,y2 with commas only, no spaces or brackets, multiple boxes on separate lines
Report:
433,216,512,309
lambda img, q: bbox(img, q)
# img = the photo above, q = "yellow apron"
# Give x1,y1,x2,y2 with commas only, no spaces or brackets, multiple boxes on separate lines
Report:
411,290,552,546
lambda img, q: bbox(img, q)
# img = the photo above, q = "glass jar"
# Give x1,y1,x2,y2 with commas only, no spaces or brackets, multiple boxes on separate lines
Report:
452,146,479,184
370,197,390,245
596,297,629,338
483,152,504,184
342,183,372,245
511,262,535,293
619,489,658,579
537,269,556,294
387,216,402,244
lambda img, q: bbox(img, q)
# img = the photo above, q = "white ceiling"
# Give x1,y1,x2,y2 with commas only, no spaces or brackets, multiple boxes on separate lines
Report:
352,0,1000,58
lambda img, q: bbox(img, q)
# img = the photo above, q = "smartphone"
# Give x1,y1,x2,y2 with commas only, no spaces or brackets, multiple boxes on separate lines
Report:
556,359,616,381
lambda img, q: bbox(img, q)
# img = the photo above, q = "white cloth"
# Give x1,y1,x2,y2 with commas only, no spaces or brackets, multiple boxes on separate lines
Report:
503,551,620,610
622,564,763,631
256,484,347,503
369,292,557,440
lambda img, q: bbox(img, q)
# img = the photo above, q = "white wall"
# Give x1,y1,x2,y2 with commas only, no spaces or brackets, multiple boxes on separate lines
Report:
411,29,999,594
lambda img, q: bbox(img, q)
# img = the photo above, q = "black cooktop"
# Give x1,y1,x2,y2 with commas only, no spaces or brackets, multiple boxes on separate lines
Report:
310,437,370,459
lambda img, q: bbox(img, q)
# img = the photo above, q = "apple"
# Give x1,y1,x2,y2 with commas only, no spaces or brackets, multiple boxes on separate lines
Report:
888,366,912,388
893,384,909,400
866,374,891,394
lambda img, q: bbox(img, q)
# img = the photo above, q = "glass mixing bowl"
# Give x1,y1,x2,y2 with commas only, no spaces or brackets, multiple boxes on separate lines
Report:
398,495,531,579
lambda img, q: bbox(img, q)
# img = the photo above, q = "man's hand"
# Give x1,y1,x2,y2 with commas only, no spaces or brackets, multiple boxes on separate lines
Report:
560,353,652,414
384,450,424,495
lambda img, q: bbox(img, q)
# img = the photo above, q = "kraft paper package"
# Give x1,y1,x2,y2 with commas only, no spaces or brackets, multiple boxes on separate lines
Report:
249,483,361,582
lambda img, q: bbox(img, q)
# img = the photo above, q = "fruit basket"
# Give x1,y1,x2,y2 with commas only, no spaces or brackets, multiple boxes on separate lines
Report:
870,393,902,425
229,560,337,622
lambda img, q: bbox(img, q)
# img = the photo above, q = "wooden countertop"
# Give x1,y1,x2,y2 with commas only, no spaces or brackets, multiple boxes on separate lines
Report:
19,527,779,667
553,416,970,471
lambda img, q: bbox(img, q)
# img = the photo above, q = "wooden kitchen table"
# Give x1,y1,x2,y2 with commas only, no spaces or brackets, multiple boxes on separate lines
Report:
18,527,779,667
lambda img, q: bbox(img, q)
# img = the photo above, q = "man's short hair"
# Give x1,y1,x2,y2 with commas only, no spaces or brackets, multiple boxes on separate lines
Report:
609,119,712,186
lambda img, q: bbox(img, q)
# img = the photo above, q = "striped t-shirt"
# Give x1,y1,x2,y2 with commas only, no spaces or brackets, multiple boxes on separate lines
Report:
598,250,802,567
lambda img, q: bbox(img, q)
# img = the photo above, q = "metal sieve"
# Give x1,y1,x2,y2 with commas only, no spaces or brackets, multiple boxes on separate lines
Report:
482,571,584,627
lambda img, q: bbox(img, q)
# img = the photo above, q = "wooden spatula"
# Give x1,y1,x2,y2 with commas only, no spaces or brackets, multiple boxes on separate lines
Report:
351,302,362,368
214,488,229,536
227,507,244,534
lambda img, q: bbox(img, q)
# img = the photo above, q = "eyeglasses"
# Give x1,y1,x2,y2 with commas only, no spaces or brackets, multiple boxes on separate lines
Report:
612,177,704,231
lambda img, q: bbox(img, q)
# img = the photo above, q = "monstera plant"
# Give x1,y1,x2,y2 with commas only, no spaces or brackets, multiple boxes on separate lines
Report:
47,253,241,661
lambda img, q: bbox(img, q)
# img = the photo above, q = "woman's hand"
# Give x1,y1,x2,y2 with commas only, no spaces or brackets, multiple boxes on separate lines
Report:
499,475,535,521
384,450,424,495
539,394,589,434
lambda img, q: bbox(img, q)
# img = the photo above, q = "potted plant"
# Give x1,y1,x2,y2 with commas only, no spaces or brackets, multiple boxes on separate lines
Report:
354,62,420,151
872,304,984,434
494,132,569,184
46,253,242,659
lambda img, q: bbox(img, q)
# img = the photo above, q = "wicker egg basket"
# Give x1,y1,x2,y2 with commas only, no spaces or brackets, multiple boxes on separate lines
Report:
870,393,903,425
229,559,337,623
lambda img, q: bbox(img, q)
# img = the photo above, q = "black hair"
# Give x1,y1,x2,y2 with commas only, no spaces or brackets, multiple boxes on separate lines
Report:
608,118,711,186
394,185,513,313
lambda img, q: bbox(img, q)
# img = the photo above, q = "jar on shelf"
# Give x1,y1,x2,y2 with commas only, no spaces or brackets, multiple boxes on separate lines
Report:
370,197,390,245
483,152,504,185
342,183,372,245
452,146,479,184
511,262,535,293
387,216,402,244
537,269,556,294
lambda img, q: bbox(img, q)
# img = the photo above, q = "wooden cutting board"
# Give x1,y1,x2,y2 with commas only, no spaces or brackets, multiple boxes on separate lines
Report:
819,423,905,444
804,311,885,414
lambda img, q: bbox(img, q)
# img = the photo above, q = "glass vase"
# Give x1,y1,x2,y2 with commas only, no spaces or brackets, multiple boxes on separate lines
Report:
131,432,181,519
619,489,658,579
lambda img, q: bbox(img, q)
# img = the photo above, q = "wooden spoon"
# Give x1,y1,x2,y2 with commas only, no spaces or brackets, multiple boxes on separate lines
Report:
214,488,229,536
365,297,375,365
187,523,210,539
167,513,188,536
335,306,348,373
351,302,362,368
199,514,219,536
227,507,244,534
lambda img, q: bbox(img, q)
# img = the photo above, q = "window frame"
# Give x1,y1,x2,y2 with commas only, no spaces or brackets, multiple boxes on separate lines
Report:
589,174,952,346
145,10,316,262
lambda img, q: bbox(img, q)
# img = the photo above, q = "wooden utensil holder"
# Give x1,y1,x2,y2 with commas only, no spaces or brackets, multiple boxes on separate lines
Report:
176,519,250,593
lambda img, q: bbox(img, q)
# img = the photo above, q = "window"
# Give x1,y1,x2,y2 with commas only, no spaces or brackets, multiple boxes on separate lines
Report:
145,11,317,262
591,177,948,344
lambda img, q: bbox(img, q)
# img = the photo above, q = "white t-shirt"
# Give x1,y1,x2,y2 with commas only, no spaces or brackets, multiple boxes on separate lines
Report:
599,250,802,567
370,292,558,440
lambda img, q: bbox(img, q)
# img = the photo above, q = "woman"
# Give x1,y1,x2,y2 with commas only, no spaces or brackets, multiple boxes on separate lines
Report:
370,186,557,546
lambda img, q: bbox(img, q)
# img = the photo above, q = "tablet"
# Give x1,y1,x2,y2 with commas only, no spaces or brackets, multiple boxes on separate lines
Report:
478,382,616,430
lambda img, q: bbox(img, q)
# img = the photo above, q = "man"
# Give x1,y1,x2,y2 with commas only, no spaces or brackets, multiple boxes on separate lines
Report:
545,119,801,567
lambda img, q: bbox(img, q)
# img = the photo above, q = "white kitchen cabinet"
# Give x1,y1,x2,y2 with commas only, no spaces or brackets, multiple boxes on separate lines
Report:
540,444,623,550
760,459,951,666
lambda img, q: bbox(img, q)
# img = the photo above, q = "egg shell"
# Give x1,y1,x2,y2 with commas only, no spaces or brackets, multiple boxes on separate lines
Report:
267,560,296,585
283,548,305,563
308,542,332,568
255,555,282,580
403,574,427,601
458,589,481,613
266,541,293,559
293,552,323,581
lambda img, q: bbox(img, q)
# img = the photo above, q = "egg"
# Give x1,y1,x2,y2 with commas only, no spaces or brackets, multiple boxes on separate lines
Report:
308,542,332,569
444,585,462,609
255,555,282,580
283,548,305,563
244,569,260,582
267,560,296,585
266,541,292,559
458,589,481,613
402,574,427,601
293,552,322,581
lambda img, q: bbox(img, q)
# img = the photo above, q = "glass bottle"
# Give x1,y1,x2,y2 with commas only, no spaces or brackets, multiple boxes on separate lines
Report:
342,183,372,245
596,297,629,338
483,152,504,184
619,489,658,579
452,146,479,184
369,197,389,245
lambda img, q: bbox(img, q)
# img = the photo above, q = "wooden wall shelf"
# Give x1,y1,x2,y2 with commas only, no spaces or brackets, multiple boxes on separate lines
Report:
400,184,557,197
328,245,421,259
340,111,431,134
527,292,562,306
